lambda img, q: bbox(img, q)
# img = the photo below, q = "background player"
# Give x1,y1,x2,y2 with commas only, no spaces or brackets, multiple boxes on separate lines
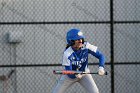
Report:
52,28,105,93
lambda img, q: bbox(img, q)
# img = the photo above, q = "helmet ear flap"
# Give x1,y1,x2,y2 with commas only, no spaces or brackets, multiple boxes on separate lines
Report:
68,39,84,46
67,39,75,46
70,40,75,46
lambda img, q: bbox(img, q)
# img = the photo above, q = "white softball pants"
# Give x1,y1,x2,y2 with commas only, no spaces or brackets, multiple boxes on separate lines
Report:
52,74,99,93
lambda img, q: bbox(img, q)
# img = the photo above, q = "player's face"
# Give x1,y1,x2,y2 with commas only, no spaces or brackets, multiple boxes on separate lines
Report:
72,39,83,50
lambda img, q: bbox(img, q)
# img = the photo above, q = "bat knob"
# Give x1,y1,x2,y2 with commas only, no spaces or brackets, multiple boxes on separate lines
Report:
105,71,108,75
53,70,56,74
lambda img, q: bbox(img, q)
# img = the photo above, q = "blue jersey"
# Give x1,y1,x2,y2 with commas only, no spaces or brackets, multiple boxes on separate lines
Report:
62,42,105,79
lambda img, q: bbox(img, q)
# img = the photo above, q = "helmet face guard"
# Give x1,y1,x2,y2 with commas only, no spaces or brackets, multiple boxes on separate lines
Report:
66,28,85,46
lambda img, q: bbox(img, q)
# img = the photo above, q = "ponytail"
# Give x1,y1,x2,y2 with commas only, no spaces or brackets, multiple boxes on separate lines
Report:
65,44,71,49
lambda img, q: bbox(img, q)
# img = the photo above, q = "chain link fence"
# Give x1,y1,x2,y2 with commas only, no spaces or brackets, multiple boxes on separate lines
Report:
0,0,140,93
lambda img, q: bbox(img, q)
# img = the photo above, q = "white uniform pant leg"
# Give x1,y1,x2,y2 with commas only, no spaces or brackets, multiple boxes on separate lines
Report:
78,74,99,93
52,75,78,93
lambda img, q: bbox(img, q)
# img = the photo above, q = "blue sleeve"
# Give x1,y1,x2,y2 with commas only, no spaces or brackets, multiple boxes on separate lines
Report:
65,66,76,79
88,49,105,67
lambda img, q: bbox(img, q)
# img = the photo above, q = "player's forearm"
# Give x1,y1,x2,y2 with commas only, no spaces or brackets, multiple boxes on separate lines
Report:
97,51,105,67
89,50,105,67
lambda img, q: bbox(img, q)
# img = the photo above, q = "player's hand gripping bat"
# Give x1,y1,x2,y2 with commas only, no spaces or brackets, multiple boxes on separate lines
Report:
53,70,108,75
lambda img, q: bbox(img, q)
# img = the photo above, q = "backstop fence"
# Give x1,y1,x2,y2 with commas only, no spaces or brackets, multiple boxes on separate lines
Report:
0,0,140,93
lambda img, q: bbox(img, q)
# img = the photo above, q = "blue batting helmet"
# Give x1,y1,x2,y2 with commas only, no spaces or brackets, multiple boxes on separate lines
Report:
66,28,85,45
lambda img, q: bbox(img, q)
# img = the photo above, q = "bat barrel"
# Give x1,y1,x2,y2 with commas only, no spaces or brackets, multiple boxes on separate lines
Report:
54,70,76,74
53,70,62,74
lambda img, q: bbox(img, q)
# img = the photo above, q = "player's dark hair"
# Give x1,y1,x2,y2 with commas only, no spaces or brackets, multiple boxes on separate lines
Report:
65,40,75,49
65,44,71,49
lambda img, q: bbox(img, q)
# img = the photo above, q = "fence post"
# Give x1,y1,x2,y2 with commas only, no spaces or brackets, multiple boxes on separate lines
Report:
110,0,115,93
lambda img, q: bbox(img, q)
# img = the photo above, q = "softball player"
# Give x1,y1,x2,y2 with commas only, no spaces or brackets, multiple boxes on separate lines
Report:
52,28,105,93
